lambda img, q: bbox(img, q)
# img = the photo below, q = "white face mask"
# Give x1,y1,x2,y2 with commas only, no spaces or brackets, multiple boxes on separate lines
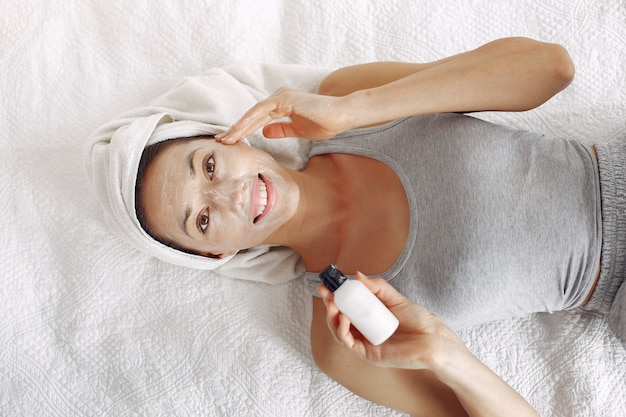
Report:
141,138,300,256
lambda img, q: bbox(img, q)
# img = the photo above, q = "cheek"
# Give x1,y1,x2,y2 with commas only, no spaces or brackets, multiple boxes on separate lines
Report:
207,210,256,251
227,149,275,176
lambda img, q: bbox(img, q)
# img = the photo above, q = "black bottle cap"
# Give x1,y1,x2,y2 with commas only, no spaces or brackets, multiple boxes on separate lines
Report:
319,264,347,292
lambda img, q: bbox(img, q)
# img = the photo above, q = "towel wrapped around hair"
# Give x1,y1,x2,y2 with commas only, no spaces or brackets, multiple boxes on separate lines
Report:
84,63,330,284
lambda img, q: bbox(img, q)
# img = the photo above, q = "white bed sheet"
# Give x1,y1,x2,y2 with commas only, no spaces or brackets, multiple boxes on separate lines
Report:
1,1,625,416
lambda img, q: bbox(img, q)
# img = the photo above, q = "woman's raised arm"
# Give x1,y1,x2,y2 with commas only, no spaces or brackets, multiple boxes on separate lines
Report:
217,37,574,143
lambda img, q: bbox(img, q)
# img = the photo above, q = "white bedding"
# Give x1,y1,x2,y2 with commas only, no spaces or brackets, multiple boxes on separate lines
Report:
1,1,625,416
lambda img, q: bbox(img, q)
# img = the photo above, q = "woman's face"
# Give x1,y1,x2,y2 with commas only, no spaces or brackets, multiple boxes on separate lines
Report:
140,138,300,257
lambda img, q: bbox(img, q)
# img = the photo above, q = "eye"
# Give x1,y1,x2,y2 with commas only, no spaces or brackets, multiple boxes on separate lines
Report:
205,154,215,179
198,208,210,234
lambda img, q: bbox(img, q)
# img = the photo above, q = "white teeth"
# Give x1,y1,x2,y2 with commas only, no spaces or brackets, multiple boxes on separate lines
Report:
255,179,268,218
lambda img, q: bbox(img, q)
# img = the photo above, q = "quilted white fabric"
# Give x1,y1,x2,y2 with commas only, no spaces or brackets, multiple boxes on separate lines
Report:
1,1,625,416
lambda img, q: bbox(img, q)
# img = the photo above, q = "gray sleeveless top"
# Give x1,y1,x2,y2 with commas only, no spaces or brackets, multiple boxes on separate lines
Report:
304,114,602,331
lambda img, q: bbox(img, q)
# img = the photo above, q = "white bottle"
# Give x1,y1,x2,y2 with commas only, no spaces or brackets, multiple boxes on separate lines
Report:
319,265,399,346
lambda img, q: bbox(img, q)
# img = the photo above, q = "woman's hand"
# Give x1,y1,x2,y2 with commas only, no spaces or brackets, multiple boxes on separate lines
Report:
319,272,541,417
216,87,350,144
317,271,464,371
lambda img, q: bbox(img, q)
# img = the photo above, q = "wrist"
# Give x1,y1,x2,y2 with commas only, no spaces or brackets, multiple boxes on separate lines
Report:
424,327,473,381
339,90,380,130
341,84,421,129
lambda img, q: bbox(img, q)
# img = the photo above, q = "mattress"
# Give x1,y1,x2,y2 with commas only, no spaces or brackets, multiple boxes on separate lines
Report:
1,1,625,416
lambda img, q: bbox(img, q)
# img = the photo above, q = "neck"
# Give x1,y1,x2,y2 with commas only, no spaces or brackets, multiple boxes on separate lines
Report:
263,152,410,276
268,155,349,269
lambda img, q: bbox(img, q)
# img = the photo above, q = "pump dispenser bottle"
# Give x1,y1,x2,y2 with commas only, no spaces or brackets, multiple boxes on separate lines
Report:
319,264,399,346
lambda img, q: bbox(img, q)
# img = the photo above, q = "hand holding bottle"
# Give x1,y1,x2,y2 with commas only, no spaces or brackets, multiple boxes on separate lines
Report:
317,270,466,371
319,270,541,416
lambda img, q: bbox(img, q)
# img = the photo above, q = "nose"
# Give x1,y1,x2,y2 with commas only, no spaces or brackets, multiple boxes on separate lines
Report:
203,178,247,213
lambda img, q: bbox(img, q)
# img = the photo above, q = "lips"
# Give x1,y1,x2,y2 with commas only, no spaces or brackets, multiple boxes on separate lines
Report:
253,174,271,223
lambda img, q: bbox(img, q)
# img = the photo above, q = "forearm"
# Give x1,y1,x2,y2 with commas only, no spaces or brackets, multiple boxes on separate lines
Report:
429,340,540,417
335,37,574,129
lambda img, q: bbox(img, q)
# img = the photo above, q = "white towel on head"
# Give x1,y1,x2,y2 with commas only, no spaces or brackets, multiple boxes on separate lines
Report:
84,63,330,284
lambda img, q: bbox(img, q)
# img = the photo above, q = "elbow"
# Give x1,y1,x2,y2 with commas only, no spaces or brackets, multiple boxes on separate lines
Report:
508,37,575,87
526,39,575,95
506,37,576,110
512,37,575,90
546,42,575,90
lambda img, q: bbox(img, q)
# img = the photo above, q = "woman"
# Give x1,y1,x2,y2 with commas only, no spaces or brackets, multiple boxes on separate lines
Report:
89,38,625,416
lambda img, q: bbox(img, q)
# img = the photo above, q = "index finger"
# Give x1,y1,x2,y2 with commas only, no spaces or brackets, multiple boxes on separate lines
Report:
216,96,290,144
215,110,272,144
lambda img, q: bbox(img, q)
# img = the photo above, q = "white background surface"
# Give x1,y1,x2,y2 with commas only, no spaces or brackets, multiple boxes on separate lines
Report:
1,1,625,416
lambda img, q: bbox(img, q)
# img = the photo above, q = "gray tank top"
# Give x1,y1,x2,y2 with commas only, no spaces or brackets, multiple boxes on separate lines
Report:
304,114,602,330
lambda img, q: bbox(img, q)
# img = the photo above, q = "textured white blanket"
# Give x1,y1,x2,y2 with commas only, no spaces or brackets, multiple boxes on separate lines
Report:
1,1,625,416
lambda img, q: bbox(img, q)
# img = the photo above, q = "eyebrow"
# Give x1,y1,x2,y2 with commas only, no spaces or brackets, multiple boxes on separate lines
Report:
181,207,192,238
181,147,201,237
188,148,199,178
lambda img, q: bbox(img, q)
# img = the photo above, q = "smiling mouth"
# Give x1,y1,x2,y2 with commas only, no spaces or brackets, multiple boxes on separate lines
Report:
253,174,268,223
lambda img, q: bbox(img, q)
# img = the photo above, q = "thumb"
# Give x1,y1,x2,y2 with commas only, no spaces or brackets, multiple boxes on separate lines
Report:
354,271,406,309
262,122,296,139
